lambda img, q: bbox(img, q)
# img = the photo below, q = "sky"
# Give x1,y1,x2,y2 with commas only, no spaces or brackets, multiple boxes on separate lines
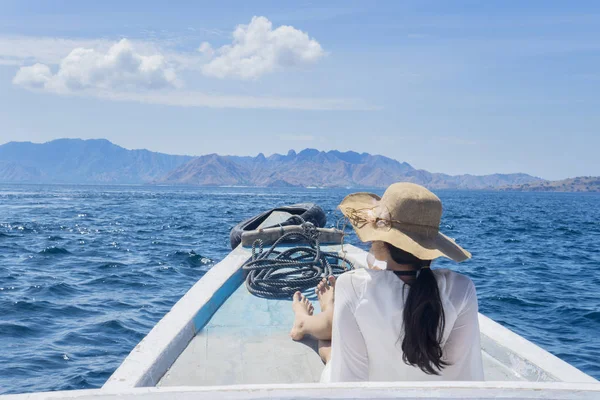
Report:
1,1,599,180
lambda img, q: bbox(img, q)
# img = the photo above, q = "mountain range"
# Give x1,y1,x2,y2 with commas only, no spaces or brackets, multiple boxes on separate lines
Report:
0,138,549,189
0,139,192,183
156,149,542,189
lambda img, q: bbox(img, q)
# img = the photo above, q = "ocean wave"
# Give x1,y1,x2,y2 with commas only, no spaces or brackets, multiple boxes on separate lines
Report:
26,282,82,297
0,322,38,337
49,282,83,297
47,235,64,241
582,311,600,323
97,262,127,270
38,246,71,255
8,300,54,314
174,224,194,230
172,250,213,267
82,275,128,287
97,319,142,338
490,294,543,309
555,226,583,235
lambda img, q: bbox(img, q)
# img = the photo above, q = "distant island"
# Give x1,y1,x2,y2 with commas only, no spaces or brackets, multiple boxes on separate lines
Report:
0,138,596,192
502,176,600,192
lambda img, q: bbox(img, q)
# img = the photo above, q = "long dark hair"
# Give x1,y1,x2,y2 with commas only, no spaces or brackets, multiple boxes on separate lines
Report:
385,242,448,375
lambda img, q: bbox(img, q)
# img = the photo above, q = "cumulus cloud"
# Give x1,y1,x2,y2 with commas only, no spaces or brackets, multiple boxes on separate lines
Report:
12,39,178,92
12,63,52,88
201,16,325,79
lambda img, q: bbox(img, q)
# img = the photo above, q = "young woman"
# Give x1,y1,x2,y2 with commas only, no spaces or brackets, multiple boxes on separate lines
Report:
289,182,484,382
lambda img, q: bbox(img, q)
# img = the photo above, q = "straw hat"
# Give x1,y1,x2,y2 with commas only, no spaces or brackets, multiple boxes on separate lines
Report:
338,182,471,262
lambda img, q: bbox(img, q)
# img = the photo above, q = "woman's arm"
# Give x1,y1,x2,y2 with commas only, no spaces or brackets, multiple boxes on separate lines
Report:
441,279,485,380
329,272,369,382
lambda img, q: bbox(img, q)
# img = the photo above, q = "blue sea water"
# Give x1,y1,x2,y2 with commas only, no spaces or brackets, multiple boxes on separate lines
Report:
0,184,599,394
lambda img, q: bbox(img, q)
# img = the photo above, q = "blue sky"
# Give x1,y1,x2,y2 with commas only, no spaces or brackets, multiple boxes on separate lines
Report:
1,1,599,180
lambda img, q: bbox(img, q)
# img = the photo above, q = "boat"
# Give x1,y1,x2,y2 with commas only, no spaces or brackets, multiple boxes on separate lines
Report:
3,205,600,400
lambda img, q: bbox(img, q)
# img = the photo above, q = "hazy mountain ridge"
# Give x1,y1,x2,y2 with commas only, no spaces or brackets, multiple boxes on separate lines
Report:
0,161,44,182
158,148,543,189
0,139,193,183
0,138,547,189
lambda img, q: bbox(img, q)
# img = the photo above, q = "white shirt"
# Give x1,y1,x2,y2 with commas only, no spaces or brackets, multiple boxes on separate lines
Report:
322,267,484,382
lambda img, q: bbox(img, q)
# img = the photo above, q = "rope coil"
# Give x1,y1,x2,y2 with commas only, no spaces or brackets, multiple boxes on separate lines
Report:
242,221,353,299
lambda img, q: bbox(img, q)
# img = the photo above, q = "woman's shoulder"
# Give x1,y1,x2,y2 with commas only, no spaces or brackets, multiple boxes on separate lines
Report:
434,268,475,287
337,267,371,286
434,268,477,306
335,268,372,300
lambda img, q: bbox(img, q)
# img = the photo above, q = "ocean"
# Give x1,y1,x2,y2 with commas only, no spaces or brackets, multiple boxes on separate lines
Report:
0,184,599,394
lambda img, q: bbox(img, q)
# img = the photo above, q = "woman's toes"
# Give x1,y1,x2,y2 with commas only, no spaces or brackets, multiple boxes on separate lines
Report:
328,275,336,287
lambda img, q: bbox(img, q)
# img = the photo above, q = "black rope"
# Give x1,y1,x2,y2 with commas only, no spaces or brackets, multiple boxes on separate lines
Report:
242,222,353,299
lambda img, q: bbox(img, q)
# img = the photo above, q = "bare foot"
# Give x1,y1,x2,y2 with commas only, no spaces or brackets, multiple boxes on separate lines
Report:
315,276,336,312
290,291,314,341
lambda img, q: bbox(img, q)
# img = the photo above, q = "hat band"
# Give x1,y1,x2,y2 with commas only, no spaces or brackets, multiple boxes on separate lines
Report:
344,207,439,238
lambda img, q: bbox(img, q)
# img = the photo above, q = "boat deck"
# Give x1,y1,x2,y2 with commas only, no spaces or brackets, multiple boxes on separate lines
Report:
158,283,522,387
158,284,323,386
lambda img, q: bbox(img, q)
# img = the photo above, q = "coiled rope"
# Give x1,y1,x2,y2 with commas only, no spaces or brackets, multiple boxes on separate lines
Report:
242,221,353,299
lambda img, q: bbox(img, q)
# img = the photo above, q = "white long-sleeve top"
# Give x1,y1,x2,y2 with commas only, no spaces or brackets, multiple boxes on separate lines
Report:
322,268,484,382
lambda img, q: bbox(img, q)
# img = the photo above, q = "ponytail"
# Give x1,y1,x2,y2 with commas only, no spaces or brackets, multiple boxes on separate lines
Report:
385,242,448,375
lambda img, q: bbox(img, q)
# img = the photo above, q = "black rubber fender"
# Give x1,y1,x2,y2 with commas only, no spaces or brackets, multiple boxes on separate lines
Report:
229,203,326,249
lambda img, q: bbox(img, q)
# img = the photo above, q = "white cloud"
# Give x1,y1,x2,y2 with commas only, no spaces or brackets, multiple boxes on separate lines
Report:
0,35,203,71
202,16,325,79
12,39,179,91
0,36,115,65
3,22,368,110
198,41,214,58
12,63,52,88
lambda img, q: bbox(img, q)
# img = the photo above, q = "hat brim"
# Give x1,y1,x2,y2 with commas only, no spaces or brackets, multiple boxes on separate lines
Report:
339,192,471,262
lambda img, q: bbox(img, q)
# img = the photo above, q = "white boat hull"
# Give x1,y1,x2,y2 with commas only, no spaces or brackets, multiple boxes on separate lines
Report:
3,382,600,400
102,244,597,389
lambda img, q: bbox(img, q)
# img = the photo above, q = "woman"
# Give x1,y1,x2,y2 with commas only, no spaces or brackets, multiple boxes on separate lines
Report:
289,182,484,382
